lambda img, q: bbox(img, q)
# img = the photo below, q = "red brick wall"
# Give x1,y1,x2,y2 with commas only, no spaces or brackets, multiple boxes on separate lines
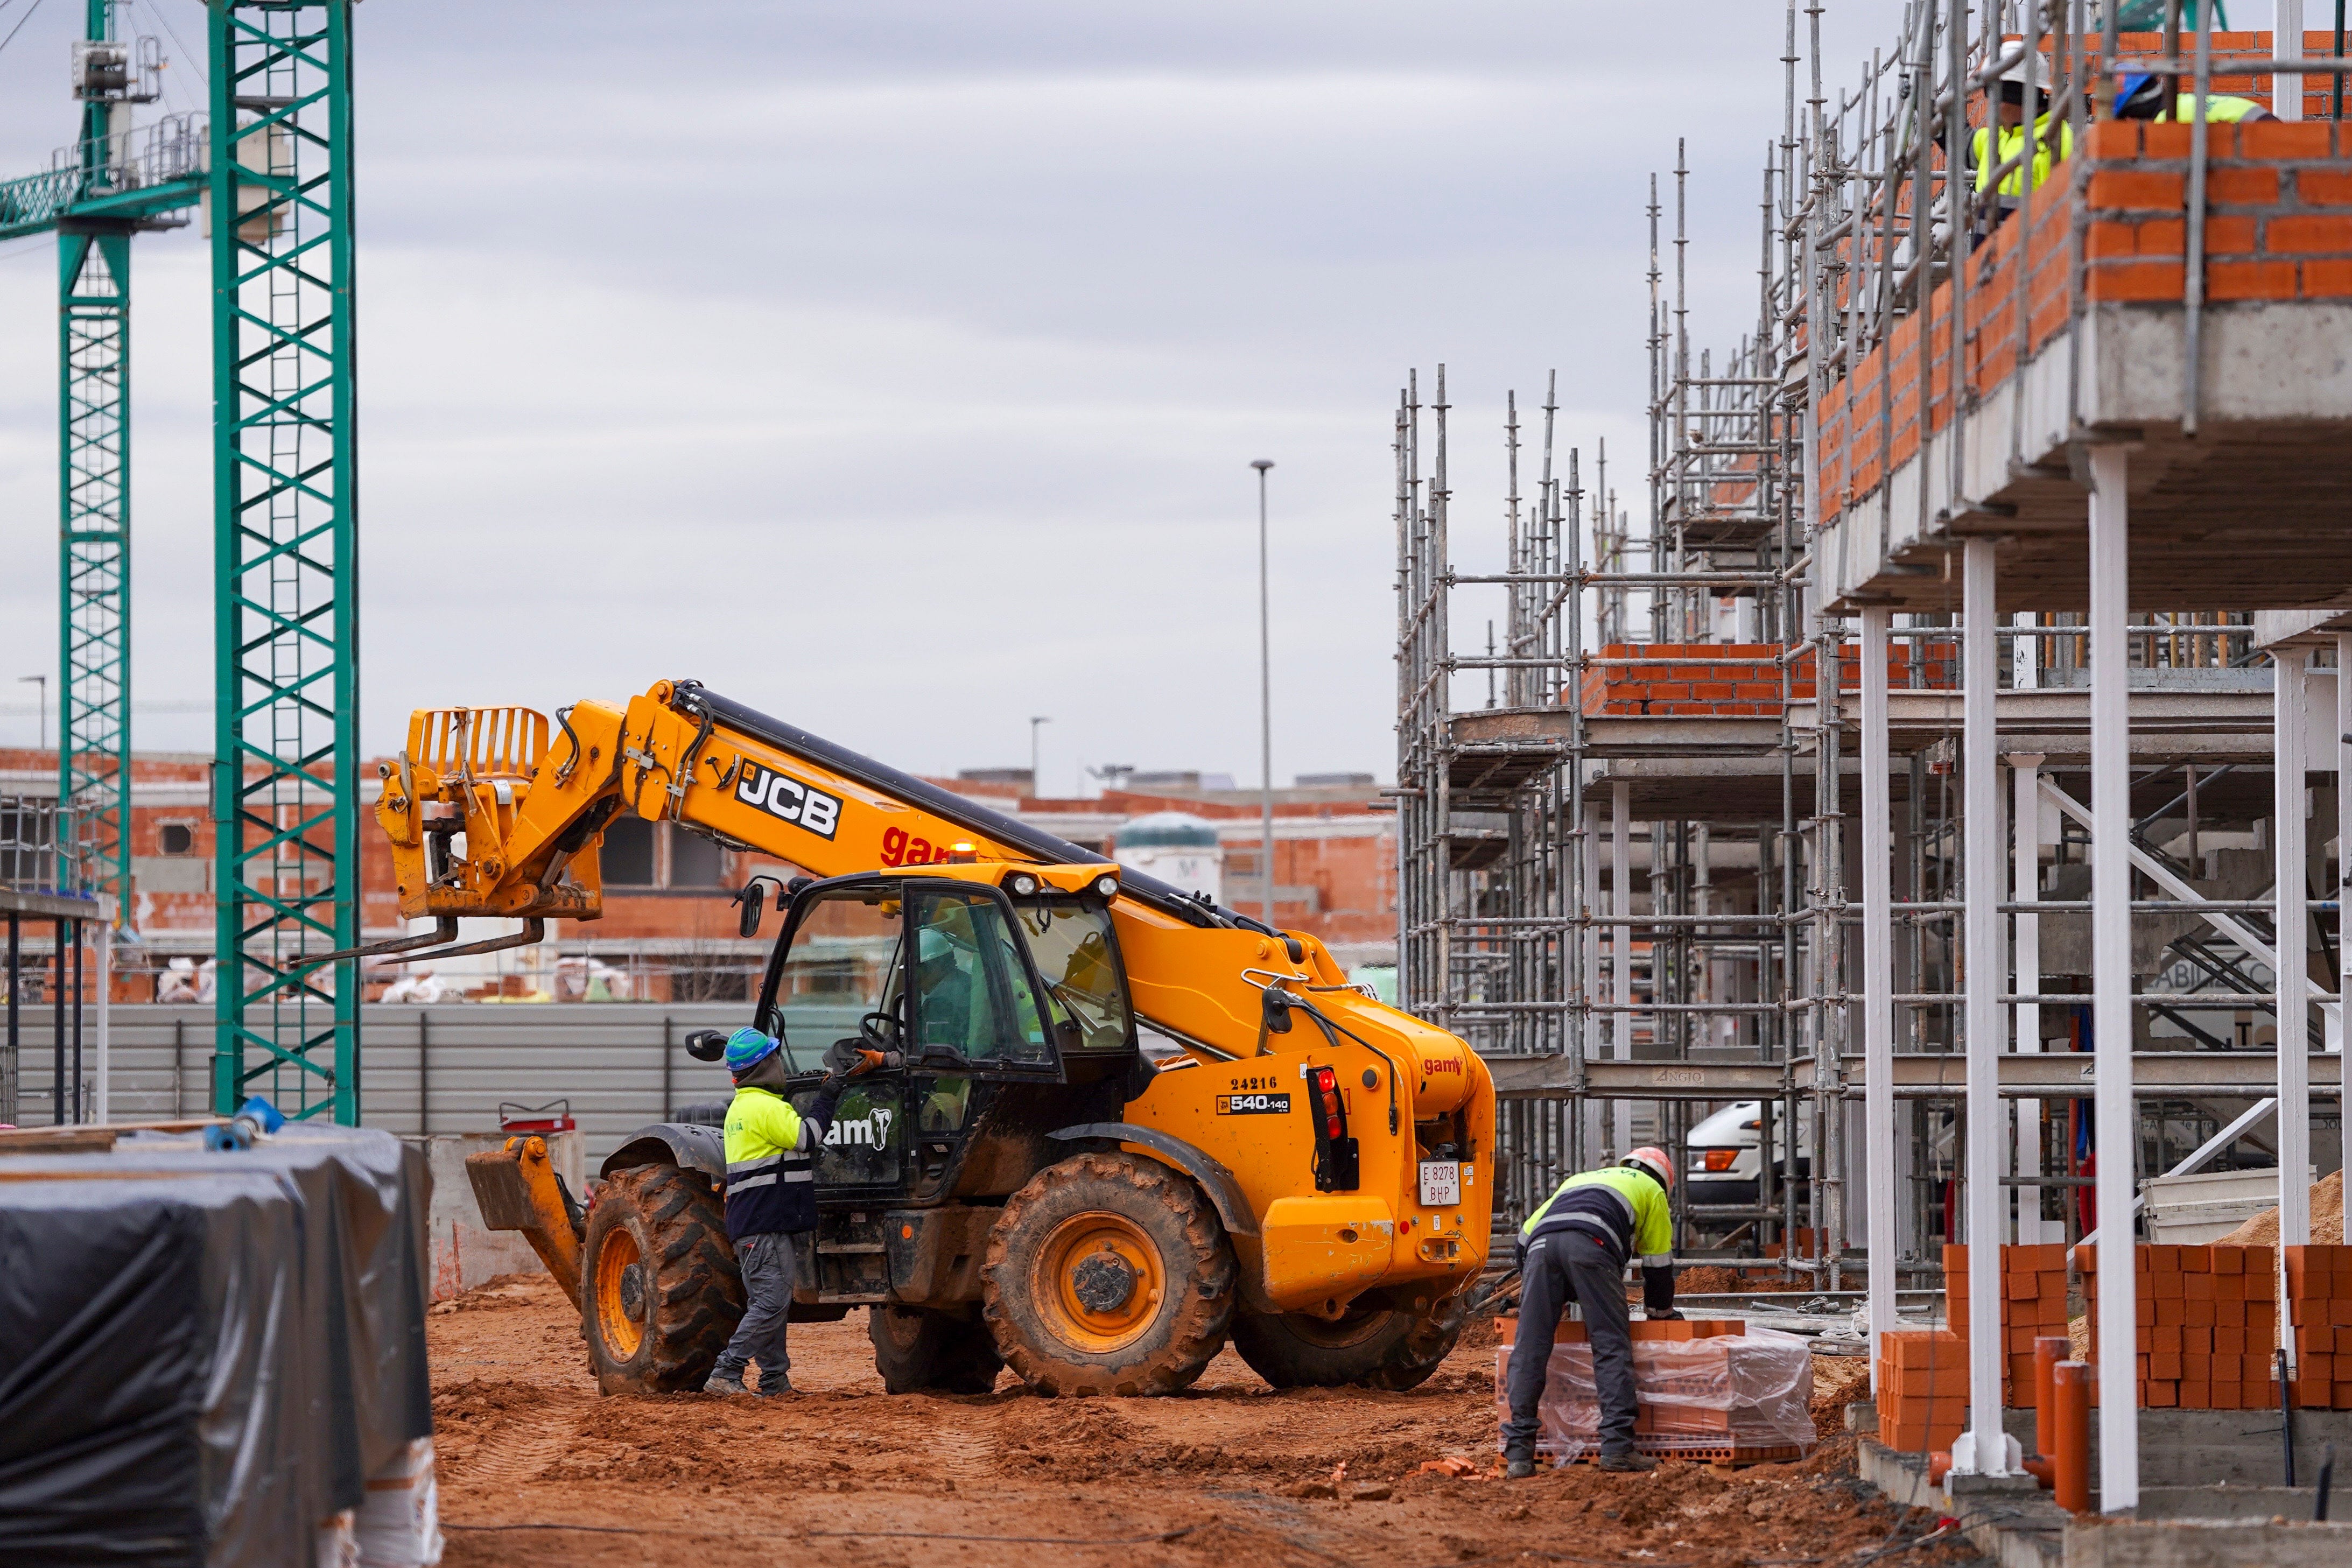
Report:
1577,642,1956,718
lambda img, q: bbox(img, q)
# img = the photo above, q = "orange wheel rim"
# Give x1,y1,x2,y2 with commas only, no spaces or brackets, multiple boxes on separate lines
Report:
1034,1211,1165,1354
594,1227,645,1359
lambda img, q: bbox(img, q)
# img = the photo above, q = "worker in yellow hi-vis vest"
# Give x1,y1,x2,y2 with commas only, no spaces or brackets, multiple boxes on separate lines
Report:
1501,1148,1680,1477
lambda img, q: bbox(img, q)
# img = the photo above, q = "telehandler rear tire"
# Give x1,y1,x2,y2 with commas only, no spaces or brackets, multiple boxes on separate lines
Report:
982,1152,1235,1396
869,1304,1005,1394
1230,1288,1466,1391
582,1163,743,1394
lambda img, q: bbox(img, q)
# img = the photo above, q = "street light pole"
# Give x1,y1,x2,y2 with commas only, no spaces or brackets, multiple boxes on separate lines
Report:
1030,716,1050,797
1252,460,1275,927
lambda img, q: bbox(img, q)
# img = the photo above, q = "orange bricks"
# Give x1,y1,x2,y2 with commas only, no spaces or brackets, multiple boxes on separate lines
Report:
1815,60,2352,531
1877,1329,1969,1455
2285,1244,2352,1410
1945,1243,2070,1407
1576,643,1957,719
2081,1243,2281,1410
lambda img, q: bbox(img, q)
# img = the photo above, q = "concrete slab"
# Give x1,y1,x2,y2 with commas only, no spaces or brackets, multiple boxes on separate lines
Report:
1816,302,2352,615
2063,1517,2352,1567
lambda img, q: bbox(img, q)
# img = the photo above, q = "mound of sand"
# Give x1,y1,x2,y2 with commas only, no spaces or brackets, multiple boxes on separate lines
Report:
2215,1169,2344,1248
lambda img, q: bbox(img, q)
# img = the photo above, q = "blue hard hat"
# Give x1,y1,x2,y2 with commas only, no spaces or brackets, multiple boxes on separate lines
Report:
724,1026,781,1074
2117,72,2159,107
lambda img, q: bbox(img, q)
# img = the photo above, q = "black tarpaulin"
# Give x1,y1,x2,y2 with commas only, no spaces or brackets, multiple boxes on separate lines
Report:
0,1127,433,1566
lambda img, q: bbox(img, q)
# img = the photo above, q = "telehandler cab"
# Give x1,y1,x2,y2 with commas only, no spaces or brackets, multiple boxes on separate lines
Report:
370,680,1493,1396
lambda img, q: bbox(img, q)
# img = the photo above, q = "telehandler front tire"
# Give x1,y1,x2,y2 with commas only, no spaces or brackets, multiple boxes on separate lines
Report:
1230,1288,1466,1391
869,1304,1005,1395
982,1152,1234,1396
582,1163,743,1394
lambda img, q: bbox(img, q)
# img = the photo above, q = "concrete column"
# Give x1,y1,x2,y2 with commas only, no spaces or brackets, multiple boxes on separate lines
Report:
2088,445,2138,1511
1961,539,2012,1476
1861,607,1897,1390
2012,753,2048,1244
2276,645,2313,1267
2339,634,2352,1191
1612,780,1633,1158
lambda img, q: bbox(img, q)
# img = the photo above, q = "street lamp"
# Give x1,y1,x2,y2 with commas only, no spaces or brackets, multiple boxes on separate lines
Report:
1030,716,1051,797
1252,460,1275,926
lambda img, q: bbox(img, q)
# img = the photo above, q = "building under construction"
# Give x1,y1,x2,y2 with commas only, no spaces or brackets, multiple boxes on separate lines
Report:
1399,0,2352,1519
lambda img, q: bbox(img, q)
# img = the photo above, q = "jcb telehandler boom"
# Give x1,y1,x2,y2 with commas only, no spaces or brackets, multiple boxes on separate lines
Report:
371,680,1494,1396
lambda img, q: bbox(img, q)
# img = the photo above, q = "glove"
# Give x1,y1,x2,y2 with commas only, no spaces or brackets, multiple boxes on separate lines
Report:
1647,1306,1684,1322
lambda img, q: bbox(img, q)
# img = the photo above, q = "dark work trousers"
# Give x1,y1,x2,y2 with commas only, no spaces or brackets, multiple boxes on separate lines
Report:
1502,1227,1639,1457
713,1232,797,1392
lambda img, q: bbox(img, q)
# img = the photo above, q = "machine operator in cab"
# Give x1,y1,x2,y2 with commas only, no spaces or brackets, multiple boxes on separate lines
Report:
1501,1148,1681,1476
703,1026,861,1396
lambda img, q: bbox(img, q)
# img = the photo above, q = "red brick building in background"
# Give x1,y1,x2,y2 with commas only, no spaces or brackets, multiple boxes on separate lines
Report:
1,749,1396,1002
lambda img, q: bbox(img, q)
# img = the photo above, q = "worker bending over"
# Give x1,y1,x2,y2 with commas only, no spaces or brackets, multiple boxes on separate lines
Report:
1501,1148,1680,1476
704,1027,855,1395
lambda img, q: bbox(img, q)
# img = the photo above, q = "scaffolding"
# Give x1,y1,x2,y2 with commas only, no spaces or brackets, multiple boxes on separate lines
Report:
1398,5,2352,1502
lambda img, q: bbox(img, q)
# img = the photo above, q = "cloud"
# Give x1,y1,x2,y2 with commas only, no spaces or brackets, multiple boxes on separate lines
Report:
0,1,1907,787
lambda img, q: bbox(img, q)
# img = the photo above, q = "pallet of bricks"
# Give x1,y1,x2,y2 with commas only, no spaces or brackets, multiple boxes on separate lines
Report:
2082,1243,2279,1409
1496,1317,1817,1465
2287,1243,2352,1410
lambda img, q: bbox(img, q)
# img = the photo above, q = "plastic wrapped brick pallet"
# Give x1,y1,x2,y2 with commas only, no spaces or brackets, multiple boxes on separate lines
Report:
0,1126,434,1566
1496,1323,1818,1465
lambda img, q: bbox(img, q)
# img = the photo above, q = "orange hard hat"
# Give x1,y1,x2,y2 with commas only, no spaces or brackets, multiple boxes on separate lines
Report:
1621,1146,1674,1192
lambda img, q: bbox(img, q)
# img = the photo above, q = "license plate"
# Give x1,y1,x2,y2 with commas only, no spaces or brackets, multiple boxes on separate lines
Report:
1418,1161,1461,1207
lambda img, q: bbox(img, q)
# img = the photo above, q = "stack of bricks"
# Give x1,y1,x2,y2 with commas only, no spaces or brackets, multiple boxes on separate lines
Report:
1813,38,2352,531
1944,1243,2070,1407
1519,1318,1746,1346
2081,1243,2279,1409
1876,1329,1968,1455
1576,643,1956,718
2286,1244,2352,1410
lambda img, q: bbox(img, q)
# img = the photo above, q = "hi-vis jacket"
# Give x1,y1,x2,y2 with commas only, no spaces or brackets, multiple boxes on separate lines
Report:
1970,116,2074,199
1521,1167,1674,1269
722,1084,839,1239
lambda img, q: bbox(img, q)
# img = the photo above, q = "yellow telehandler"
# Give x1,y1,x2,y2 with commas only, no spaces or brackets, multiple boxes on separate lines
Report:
357,680,1492,1396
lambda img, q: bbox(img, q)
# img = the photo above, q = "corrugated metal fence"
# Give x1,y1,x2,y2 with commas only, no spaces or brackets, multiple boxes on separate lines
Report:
7,1003,790,1165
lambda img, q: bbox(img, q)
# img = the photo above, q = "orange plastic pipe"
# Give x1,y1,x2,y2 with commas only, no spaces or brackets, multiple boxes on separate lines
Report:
2052,1361,2092,1513
2034,1335,2069,1461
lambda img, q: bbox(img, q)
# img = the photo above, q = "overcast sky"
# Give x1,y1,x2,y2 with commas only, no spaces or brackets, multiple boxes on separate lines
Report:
0,1,1898,792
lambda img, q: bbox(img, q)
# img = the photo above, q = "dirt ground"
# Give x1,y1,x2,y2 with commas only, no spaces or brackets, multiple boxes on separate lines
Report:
428,1275,1981,1568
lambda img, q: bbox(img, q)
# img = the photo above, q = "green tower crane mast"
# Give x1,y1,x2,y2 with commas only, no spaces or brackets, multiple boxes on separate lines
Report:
0,1,362,1124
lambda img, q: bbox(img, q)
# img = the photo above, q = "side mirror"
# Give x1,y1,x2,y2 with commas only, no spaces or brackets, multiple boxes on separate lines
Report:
684,1028,728,1063
732,881,767,939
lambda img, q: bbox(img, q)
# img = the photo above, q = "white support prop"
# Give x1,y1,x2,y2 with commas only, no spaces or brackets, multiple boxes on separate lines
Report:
2012,753,2048,1244
1960,540,2011,1477
1862,607,1897,1388
94,898,111,1124
1612,781,1633,1158
2279,1,2307,121
2340,634,2352,1200
2276,646,2313,1269
2088,444,2138,1512
1584,786,1607,1164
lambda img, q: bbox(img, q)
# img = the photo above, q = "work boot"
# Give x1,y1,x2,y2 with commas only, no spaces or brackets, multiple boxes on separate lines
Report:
1503,1442,1536,1480
702,1370,748,1395
1596,1450,1659,1474
755,1374,795,1397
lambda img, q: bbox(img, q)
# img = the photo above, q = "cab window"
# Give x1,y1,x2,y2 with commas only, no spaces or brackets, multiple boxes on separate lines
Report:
914,891,1051,1065
1014,900,1133,1051
762,889,903,1072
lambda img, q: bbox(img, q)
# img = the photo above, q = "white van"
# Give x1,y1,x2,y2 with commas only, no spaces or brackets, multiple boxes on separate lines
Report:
1684,1100,1812,1206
